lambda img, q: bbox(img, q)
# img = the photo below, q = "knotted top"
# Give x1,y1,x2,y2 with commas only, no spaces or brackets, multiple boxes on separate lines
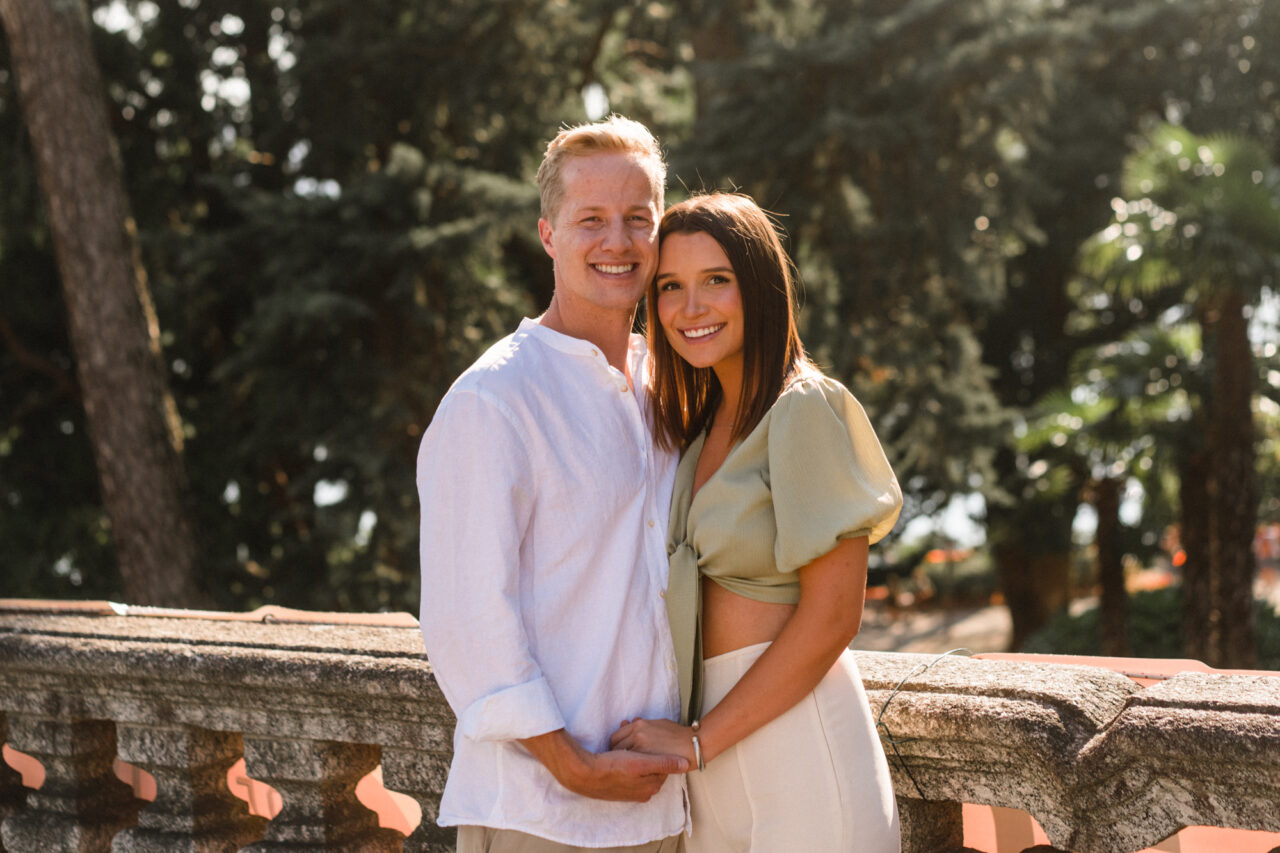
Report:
664,371,902,722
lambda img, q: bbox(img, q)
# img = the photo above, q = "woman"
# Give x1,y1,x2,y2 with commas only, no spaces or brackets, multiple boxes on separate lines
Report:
610,193,902,851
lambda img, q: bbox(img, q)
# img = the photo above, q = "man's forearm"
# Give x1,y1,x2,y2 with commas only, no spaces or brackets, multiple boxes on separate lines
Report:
519,729,592,791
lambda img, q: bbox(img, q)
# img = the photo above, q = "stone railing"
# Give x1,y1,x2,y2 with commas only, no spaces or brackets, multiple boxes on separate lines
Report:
1,602,1278,853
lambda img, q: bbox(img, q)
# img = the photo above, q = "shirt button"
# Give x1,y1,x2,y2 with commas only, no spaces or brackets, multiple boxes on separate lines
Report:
618,383,628,392
591,348,599,357
647,519,656,528
659,589,666,598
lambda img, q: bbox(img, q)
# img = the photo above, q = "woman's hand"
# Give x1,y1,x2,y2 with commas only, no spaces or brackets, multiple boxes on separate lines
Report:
609,718,697,767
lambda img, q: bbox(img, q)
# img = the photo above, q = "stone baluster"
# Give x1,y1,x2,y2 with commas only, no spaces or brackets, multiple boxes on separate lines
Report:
381,746,455,853
110,724,266,853
0,715,26,852
897,798,964,853
0,715,140,852
240,736,400,851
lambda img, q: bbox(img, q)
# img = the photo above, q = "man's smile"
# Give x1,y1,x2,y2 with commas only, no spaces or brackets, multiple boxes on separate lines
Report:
592,263,638,275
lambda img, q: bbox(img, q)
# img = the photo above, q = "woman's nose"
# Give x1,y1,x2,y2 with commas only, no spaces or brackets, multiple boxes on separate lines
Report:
682,288,706,315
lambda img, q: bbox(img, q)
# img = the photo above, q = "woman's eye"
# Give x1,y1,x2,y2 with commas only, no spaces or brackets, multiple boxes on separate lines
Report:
708,275,730,286
658,281,680,292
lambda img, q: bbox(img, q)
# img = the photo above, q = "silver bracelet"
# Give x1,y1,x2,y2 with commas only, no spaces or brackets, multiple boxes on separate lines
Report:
690,719,704,771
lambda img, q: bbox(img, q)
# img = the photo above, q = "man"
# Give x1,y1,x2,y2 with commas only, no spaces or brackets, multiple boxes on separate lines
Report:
417,116,688,853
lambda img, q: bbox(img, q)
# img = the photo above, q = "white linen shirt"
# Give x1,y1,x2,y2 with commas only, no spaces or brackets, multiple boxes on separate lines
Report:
417,318,685,847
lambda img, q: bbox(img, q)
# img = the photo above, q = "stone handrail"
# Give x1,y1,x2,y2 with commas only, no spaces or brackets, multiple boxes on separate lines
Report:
0,602,1277,852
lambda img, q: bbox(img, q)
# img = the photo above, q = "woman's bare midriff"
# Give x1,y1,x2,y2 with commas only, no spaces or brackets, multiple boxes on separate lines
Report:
701,575,796,658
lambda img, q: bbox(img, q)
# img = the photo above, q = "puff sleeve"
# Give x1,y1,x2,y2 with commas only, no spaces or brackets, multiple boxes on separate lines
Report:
767,377,903,574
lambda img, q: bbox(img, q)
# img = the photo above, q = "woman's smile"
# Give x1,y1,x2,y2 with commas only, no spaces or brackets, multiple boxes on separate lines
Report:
681,323,726,340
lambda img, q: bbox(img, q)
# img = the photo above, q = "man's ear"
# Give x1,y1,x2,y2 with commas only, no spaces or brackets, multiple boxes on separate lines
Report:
538,218,556,260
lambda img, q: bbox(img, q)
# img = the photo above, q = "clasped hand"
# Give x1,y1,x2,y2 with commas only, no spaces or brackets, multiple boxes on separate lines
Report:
610,718,697,766
571,748,688,802
520,728,688,802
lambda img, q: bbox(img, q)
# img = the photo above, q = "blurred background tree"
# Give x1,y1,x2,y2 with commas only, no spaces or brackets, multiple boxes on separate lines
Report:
1079,124,1280,667
2,0,1277,666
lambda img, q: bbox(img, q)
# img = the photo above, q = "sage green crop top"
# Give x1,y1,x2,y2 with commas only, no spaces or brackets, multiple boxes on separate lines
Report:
664,371,903,721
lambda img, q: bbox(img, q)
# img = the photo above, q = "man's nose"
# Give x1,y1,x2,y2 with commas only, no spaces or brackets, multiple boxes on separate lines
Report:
601,218,629,249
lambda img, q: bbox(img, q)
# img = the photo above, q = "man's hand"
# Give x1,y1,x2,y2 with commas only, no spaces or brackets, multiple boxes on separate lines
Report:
570,748,688,801
520,729,688,802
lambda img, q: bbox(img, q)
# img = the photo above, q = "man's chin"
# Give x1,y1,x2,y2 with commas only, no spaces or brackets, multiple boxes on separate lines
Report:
589,285,647,312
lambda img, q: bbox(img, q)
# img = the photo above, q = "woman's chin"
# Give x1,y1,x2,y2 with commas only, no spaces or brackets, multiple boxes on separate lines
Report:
676,353,718,370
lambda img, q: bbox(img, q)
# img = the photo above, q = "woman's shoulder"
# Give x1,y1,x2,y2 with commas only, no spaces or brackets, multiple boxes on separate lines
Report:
773,364,856,415
767,363,885,454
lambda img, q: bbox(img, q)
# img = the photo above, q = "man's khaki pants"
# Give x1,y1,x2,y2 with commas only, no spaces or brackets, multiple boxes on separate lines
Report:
457,826,683,853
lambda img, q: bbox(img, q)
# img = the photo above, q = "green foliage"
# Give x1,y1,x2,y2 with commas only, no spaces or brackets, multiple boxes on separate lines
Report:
1025,587,1280,670
1080,124,1280,302
0,0,608,609
166,158,536,611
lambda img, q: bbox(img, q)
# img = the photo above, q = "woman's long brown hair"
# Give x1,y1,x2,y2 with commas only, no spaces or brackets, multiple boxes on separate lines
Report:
647,193,808,451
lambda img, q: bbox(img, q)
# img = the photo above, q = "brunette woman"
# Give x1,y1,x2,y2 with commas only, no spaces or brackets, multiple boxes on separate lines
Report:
611,193,901,852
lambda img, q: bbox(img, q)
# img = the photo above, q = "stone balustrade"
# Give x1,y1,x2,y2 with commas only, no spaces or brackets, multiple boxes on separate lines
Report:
1,601,1278,853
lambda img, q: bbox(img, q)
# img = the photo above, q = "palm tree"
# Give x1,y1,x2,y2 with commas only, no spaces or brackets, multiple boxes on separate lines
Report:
1018,386,1135,657
1080,124,1280,667
1019,329,1184,658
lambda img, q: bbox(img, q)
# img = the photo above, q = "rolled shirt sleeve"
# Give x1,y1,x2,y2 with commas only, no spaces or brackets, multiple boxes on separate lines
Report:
417,389,566,742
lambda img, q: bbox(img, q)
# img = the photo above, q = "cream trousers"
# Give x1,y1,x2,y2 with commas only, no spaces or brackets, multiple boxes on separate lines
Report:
686,642,900,853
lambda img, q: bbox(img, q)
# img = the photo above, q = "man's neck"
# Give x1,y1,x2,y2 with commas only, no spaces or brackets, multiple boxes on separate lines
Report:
539,297,636,373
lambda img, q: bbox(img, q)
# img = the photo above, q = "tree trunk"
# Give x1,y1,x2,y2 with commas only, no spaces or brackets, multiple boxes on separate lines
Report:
992,537,1072,652
0,0,206,607
1206,287,1257,668
1180,443,1213,662
988,448,1078,651
1093,477,1129,657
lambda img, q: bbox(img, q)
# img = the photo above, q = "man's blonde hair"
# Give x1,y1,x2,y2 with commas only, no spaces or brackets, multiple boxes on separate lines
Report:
535,115,666,225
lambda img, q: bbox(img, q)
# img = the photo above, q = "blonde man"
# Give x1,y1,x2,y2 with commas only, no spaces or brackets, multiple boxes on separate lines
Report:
418,116,688,853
